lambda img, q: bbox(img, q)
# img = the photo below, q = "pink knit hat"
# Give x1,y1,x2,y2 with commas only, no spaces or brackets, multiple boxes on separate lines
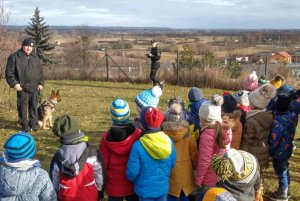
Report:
243,71,258,91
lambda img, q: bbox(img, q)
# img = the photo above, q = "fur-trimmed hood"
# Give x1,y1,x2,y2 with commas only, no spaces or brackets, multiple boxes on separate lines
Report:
162,120,189,142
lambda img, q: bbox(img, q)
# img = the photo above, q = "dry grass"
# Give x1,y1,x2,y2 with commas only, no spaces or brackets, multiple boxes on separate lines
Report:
0,80,299,200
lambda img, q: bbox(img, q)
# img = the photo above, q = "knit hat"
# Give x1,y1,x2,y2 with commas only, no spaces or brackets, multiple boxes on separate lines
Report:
199,94,223,122
234,90,250,106
270,74,285,89
140,107,164,131
275,92,292,113
200,187,236,201
249,83,276,109
110,98,130,125
188,87,203,102
135,86,162,109
243,71,258,91
22,38,34,47
212,149,257,183
52,115,86,145
222,93,237,113
4,132,35,161
164,103,182,122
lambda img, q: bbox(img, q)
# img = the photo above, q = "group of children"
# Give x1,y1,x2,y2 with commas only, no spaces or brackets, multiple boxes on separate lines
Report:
0,71,299,201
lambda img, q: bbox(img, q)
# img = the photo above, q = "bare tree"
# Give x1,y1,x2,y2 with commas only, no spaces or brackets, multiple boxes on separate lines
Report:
0,0,10,79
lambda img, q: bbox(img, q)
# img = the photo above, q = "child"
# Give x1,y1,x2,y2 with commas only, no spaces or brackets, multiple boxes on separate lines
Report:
187,87,207,131
195,95,232,191
243,71,258,92
212,149,261,201
126,107,176,201
100,98,142,201
234,90,250,127
0,132,57,200
240,83,276,171
221,92,243,150
50,115,104,201
133,85,162,129
268,92,297,201
167,96,190,121
161,103,197,201
198,187,236,201
270,74,286,89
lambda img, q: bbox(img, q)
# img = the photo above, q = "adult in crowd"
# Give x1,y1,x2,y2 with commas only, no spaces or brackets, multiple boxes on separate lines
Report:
5,38,44,132
146,39,164,88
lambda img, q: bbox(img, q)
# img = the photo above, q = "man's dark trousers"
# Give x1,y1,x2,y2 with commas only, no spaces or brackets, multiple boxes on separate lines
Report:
150,61,160,85
17,90,39,131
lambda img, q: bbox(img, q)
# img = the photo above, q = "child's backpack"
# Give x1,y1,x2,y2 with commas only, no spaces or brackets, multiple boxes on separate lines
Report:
53,144,100,201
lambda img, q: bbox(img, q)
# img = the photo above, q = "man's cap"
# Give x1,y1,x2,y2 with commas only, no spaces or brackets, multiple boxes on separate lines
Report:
22,38,34,47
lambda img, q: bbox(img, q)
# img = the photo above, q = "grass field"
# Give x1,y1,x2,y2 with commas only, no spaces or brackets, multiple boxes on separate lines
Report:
0,80,299,200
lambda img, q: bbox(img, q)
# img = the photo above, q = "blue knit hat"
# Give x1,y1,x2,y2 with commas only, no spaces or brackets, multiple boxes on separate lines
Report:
110,98,130,125
135,86,162,109
4,132,36,161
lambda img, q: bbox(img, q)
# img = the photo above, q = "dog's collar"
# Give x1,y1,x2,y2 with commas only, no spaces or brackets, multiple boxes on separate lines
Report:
48,99,57,108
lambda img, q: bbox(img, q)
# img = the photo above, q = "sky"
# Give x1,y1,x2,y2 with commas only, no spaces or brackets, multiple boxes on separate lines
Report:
3,0,300,29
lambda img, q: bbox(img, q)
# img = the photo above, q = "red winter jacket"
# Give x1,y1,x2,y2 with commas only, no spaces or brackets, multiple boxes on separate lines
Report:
100,128,141,196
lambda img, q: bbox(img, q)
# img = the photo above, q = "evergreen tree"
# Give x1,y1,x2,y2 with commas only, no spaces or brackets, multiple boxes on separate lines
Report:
25,7,55,64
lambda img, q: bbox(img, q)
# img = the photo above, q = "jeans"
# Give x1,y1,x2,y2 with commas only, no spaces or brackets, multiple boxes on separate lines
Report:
273,159,290,191
109,195,139,201
168,191,189,201
139,195,167,201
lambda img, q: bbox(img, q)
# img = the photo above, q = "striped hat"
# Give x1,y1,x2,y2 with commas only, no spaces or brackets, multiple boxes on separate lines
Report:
110,98,130,125
135,86,162,109
4,132,36,161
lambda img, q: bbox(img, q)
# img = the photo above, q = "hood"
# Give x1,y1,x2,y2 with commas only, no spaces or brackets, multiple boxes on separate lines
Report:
58,142,87,164
247,110,273,128
222,110,241,121
162,120,189,142
0,164,40,197
103,128,141,155
140,131,172,160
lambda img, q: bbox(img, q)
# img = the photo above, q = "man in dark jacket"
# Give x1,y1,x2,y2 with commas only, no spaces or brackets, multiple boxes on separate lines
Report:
146,39,164,88
5,38,44,132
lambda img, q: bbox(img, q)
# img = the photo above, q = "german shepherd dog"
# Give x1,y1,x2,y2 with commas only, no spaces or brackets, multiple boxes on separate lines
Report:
38,90,61,130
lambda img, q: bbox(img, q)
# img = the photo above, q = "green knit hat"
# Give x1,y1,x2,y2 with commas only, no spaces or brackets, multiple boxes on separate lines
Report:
52,115,88,145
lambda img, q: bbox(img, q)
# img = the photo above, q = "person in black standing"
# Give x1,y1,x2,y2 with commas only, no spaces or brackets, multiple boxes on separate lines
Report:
5,38,44,132
146,39,164,88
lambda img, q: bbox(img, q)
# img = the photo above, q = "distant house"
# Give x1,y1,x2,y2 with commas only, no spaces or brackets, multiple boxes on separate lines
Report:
271,51,292,64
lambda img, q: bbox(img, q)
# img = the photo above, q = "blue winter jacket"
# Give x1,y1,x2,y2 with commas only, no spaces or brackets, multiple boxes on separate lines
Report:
188,99,207,130
126,131,176,198
0,162,57,200
269,112,297,161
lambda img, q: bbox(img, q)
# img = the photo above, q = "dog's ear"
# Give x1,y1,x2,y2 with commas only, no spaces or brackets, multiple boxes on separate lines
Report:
51,90,55,97
56,90,61,102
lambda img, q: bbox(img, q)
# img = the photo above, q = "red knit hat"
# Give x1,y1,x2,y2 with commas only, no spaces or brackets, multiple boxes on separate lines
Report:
140,107,164,131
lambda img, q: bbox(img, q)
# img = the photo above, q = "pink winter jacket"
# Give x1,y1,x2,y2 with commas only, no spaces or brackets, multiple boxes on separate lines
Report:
195,127,232,187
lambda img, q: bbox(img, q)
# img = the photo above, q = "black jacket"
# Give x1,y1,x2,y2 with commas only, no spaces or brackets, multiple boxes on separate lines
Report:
148,46,161,63
5,49,44,91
